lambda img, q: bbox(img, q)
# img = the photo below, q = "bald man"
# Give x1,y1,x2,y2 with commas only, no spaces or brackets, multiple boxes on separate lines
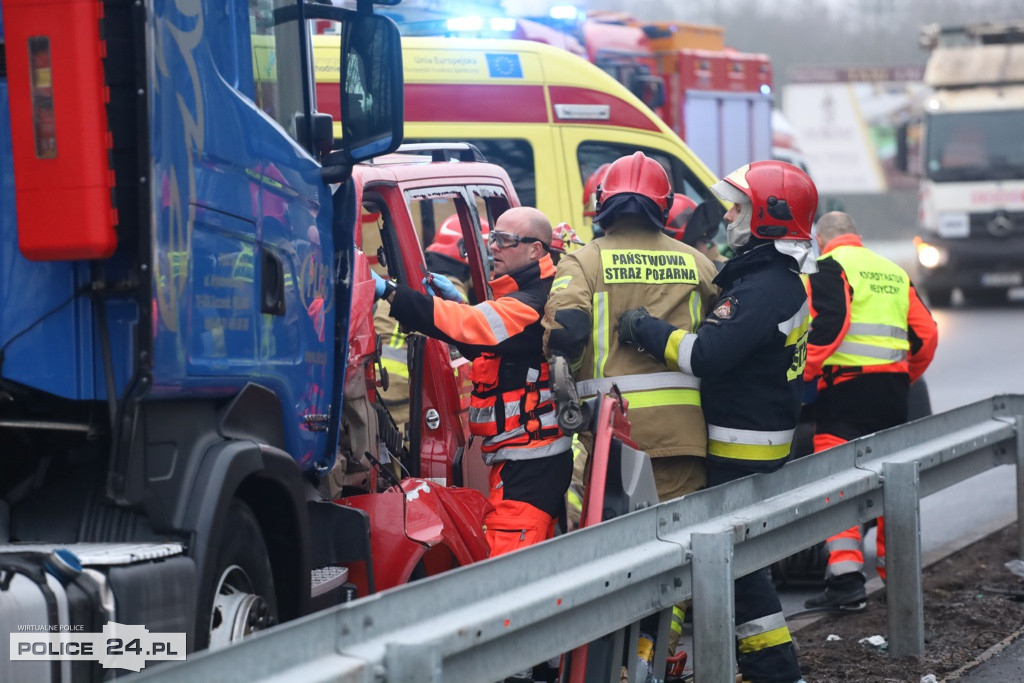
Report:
376,206,573,557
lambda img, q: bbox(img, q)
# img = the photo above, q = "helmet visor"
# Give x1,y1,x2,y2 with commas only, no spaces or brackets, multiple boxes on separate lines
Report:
710,179,748,205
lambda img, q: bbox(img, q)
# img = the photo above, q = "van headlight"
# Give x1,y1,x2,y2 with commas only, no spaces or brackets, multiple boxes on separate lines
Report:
914,237,946,269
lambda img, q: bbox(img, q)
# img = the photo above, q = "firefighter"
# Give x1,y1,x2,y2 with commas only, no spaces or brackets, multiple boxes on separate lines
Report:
372,206,573,558
543,152,720,660
803,211,938,610
544,152,719,502
617,160,818,683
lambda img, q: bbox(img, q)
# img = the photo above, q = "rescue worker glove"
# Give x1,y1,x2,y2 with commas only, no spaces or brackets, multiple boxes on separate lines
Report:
370,270,387,299
423,273,465,302
617,307,675,365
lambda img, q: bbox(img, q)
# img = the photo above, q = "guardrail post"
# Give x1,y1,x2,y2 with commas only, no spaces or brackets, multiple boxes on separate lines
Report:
884,460,924,658
692,531,736,682
1016,416,1024,559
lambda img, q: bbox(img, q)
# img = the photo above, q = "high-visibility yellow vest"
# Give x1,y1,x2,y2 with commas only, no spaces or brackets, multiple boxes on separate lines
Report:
821,245,910,368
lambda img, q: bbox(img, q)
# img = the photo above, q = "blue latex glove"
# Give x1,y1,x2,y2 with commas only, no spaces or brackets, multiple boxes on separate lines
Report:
370,270,387,299
423,273,464,302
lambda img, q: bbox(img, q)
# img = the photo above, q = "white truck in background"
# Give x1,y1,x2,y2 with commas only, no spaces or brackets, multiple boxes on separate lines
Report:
903,21,1024,307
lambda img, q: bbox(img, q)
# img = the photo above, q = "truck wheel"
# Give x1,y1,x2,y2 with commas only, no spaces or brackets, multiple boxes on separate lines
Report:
926,287,952,308
199,500,278,650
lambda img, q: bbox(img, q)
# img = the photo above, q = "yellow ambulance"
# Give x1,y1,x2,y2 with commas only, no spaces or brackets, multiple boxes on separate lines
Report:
314,35,722,240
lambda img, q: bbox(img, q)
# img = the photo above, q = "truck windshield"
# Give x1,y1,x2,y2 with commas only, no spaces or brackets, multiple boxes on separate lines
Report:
925,110,1024,182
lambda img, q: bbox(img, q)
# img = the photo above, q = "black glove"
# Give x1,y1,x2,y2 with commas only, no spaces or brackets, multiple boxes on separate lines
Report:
618,307,676,365
618,307,652,347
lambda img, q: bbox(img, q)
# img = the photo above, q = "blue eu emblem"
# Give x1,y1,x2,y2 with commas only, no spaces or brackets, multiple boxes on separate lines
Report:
486,53,523,78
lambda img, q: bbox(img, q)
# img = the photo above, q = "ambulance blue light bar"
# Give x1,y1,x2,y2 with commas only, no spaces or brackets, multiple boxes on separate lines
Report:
445,16,517,33
549,5,581,21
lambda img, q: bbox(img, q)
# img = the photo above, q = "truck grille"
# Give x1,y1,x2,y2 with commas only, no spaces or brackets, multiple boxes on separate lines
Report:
970,210,1024,238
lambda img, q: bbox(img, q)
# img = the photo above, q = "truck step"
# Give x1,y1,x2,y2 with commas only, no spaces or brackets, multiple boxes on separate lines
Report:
0,542,184,565
311,566,349,598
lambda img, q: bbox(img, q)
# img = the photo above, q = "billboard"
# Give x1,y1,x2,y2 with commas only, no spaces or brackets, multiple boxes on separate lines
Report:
783,66,926,194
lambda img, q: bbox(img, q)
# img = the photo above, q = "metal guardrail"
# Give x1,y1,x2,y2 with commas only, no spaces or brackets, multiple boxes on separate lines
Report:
139,395,1024,683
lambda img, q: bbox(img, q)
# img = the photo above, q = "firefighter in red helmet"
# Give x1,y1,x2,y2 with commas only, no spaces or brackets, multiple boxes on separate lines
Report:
545,151,719,501
543,151,720,659
618,160,818,683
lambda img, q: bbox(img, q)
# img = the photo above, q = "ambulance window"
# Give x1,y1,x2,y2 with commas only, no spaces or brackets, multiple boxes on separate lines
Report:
576,142,705,204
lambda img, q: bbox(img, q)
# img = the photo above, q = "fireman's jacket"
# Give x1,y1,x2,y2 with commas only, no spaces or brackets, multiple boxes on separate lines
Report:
388,253,570,464
542,219,720,458
631,242,811,472
804,233,938,389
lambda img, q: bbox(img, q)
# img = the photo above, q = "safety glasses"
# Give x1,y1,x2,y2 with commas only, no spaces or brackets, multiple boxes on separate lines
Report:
487,230,547,250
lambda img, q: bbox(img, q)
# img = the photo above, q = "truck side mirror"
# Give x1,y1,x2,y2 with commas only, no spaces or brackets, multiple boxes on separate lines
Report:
339,14,404,162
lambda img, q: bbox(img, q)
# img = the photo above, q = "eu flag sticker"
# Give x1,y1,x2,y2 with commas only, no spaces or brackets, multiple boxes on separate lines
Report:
486,53,523,79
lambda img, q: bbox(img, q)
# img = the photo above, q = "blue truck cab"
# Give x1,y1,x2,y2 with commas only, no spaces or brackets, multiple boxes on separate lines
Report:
1,0,403,660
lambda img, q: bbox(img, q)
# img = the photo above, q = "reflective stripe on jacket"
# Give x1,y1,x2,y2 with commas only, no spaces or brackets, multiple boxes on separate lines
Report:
542,220,721,458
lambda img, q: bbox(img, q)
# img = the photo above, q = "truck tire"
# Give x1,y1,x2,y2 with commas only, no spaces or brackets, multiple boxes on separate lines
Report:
197,499,278,650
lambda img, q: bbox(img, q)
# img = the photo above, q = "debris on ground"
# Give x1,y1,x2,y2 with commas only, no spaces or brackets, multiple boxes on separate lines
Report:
858,634,888,649
795,523,1024,681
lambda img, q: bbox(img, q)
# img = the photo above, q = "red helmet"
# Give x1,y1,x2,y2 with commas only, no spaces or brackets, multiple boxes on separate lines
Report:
426,215,489,264
582,163,610,218
596,152,673,213
712,161,818,241
662,195,698,242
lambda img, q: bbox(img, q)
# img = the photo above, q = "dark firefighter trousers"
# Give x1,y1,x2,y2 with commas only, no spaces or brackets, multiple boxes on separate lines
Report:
708,461,802,683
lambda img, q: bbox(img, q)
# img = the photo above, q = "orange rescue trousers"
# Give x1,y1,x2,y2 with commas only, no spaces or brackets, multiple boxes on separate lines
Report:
815,432,887,581
485,452,573,558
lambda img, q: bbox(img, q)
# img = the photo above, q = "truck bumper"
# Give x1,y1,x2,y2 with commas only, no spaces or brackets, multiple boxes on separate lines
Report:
914,235,1024,294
